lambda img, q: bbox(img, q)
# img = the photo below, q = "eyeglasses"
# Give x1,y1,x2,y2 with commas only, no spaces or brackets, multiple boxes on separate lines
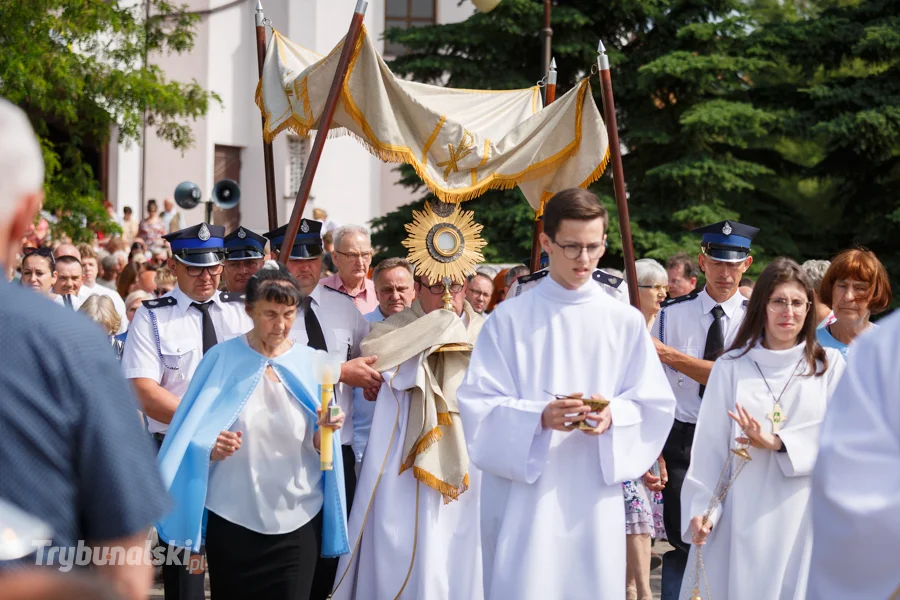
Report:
335,250,373,261
767,298,811,314
23,247,54,259
468,289,491,299
417,279,463,295
639,284,669,294
551,239,605,260
184,264,224,277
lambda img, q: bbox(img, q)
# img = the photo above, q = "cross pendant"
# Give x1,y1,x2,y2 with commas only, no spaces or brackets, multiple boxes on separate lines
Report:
767,403,787,433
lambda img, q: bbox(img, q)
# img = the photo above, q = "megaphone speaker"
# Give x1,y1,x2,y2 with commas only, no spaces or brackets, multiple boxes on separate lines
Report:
174,181,202,210
212,179,241,210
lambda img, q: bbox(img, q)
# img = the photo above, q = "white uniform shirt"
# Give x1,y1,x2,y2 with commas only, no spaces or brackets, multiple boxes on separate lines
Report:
290,285,369,445
510,268,627,303
651,287,748,423
121,286,253,433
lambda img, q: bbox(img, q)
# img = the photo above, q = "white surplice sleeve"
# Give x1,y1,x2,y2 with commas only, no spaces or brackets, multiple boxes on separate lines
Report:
775,350,846,478
457,321,553,484
808,318,900,600
598,316,676,485
680,356,737,543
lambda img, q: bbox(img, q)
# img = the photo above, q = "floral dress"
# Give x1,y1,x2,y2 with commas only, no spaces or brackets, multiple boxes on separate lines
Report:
623,479,666,539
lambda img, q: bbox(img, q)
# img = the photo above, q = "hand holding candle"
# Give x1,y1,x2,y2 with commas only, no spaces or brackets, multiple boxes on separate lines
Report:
315,351,344,471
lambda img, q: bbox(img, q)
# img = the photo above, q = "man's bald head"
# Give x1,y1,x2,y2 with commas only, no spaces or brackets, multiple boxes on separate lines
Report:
54,243,81,262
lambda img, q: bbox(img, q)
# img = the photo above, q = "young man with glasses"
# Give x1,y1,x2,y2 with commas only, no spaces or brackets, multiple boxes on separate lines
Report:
457,188,676,600
650,219,758,600
121,222,252,600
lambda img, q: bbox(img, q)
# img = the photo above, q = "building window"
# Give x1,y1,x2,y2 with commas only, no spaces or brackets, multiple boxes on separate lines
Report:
385,0,436,56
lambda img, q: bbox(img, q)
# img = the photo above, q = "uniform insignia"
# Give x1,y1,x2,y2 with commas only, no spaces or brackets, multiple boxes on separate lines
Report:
142,296,177,308
237,227,246,239
659,290,699,308
722,221,732,235
593,270,622,289
517,269,549,286
198,223,211,241
742,299,749,307
300,221,310,233
220,292,246,303
323,285,353,299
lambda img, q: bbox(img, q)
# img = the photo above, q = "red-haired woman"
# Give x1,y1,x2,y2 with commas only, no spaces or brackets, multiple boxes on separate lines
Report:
817,248,892,358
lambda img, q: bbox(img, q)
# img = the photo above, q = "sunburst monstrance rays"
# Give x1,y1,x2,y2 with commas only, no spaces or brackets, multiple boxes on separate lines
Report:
402,201,486,285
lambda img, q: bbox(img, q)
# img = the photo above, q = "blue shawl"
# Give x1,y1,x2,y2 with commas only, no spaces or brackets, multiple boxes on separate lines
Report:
155,336,349,556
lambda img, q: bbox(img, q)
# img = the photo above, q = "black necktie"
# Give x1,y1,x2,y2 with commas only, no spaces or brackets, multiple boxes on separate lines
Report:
63,294,73,309
303,297,328,351
191,301,218,355
699,305,726,398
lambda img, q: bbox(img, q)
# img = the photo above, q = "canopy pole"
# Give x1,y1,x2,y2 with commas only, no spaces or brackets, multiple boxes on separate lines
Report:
597,41,641,310
277,0,369,264
255,2,279,231
529,58,557,273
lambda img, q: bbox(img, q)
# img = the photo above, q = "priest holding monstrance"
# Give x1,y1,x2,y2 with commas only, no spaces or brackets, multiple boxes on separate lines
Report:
457,188,676,599
330,200,486,600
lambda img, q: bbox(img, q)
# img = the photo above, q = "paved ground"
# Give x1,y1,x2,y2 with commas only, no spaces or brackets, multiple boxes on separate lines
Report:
150,540,674,598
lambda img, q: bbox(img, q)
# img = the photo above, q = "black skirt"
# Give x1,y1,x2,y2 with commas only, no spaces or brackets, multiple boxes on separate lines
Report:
205,509,323,600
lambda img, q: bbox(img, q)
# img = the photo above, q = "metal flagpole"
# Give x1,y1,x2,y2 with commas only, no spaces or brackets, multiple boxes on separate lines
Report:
596,40,641,310
277,0,369,264
529,57,557,273
255,1,279,231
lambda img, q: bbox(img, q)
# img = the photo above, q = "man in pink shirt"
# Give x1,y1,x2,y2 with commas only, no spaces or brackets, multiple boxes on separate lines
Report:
320,224,378,314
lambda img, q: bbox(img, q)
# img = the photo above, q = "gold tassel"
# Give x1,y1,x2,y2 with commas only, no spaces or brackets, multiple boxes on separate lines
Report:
437,412,453,426
411,466,468,501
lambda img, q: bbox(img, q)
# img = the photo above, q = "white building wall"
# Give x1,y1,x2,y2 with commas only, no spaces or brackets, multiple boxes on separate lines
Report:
111,0,471,233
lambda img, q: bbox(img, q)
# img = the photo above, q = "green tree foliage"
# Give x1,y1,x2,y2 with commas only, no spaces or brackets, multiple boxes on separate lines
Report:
0,1,217,242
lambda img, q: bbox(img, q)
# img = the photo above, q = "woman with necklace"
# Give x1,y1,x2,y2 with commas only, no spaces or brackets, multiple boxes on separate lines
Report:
680,258,845,600
156,262,349,600
816,247,892,359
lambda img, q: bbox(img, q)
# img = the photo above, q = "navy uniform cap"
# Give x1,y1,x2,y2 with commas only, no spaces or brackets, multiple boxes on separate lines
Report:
264,219,323,260
693,220,759,263
162,223,225,267
224,226,267,261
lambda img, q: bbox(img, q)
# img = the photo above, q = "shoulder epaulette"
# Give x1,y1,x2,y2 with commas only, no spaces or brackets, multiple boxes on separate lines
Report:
220,291,246,303
593,270,623,289
742,299,749,308
660,291,699,308
142,296,177,309
517,269,548,286
323,285,353,299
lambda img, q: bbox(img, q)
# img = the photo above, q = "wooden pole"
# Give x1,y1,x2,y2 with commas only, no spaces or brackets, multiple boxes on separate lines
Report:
255,2,279,231
529,58,557,273
277,0,368,264
597,41,641,310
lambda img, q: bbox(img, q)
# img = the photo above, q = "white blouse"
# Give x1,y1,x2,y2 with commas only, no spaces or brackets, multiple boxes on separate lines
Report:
205,370,323,534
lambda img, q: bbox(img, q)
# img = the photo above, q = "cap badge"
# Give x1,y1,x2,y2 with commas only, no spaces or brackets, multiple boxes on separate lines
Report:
237,227,246,239
300,221,310,234
198,223,211,241
722,222,733,236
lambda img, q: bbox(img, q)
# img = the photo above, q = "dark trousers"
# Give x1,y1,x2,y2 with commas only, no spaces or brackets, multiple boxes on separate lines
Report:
205,510,322,600
309,445,357,600
155,435,206,600
660,420,694,600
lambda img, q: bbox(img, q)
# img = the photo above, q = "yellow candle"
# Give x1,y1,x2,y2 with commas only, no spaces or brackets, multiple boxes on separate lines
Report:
319,382,334,470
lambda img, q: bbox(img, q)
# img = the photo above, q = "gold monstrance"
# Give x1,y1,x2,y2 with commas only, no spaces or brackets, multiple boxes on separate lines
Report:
684,444,753,600
402,199,486,352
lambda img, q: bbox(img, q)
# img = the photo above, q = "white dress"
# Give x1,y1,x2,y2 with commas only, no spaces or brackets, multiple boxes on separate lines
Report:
457,275,676,600
679,343,844,600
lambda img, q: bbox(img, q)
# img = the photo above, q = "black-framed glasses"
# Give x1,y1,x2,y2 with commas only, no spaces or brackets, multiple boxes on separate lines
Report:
417,279,463,295
551,239,605,260
185,264,224,277
639,284,670,294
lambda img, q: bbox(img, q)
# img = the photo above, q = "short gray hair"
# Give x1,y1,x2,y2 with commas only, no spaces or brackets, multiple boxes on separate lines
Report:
333,225,370,251
0,99,44,221
100,254,119,271
801,259,831,292
505,265,530,287
372,257,413,282
634,259,667,286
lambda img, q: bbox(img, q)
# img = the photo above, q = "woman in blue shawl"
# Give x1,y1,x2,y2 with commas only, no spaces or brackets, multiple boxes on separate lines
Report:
156,262,349,600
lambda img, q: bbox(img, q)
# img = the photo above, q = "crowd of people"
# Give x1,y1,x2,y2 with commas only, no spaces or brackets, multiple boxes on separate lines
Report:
1,97,898,600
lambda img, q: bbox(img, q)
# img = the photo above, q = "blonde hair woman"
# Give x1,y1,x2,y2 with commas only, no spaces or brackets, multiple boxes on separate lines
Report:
79,295,124,359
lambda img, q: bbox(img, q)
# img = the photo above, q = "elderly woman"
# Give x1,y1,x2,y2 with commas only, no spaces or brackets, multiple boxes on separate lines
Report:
79,295,124,360
816,248,892,358
156,262,349,600
622,258,669,600
20,247,57,298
